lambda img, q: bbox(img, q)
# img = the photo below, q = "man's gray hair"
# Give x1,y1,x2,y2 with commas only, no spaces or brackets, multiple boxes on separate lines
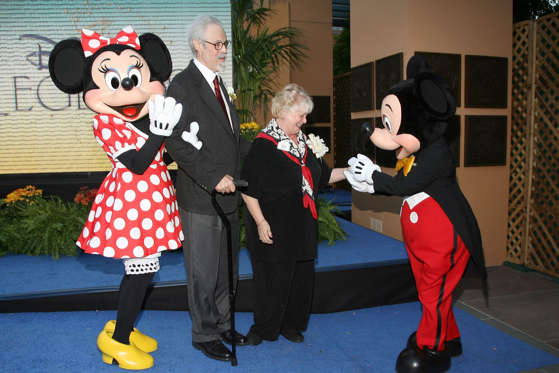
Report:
188,15,224,56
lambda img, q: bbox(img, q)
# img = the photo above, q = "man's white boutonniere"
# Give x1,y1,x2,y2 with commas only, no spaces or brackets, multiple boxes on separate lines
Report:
306,133,329,158
277,139,291,152
218,74,236,101
226,85,236,101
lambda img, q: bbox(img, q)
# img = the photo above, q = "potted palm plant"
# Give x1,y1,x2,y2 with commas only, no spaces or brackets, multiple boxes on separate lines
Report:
231,0,307,123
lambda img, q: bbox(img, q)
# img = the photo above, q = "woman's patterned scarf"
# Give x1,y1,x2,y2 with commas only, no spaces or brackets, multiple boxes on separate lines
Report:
257,118,317,219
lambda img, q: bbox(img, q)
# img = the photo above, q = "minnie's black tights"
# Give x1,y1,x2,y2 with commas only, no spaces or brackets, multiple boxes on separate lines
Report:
112,272,154,345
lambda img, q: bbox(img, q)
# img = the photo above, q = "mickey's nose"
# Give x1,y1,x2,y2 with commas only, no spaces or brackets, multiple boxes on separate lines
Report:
361,121,374,137
121,77,134,91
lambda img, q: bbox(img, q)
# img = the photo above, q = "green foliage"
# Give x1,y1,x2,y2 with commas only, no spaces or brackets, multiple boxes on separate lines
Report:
514,0,559,22
0,196,88,259
317,197,347,245
333,27,350,76
231,0,307,123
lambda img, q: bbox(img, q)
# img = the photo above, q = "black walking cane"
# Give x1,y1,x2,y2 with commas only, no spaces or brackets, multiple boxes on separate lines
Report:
211,179,247,367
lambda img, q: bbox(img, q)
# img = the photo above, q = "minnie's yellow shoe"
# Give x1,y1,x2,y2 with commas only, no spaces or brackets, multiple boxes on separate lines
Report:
97,329,154,370
103,320,158,353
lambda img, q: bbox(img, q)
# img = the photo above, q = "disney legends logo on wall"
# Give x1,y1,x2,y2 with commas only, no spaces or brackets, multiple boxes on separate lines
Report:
0,0,231,174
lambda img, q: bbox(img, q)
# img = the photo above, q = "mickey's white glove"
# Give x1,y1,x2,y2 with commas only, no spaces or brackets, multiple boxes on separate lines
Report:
148,95,182,137
344,170,375,193
181,121,203,150
348,153,381,183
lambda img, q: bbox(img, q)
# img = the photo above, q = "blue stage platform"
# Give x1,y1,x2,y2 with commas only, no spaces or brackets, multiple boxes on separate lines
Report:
0,217,407,297
0,218,417,314
0,189,418,313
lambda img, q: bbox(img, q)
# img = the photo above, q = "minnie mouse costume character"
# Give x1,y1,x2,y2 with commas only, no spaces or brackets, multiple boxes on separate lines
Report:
346,56,487,373
49,26,202,370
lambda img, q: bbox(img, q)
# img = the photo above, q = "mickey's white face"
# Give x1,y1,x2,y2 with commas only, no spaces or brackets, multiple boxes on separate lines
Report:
84,49,164,121
370,94,420,159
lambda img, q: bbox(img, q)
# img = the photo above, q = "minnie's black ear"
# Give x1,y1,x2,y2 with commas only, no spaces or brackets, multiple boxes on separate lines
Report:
414,72,456,120
140,33,172,82
49,39,87,94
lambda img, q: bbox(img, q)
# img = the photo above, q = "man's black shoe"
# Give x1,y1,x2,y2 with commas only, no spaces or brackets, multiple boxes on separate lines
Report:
221,330,248,346
192,340,232,362
280,329,304,343
245,331,263,346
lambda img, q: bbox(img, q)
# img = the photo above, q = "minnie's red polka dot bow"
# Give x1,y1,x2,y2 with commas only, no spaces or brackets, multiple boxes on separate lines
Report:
81,26,140,57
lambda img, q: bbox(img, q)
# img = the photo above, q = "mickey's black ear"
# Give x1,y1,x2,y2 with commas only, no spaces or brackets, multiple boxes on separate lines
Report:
49,39,87,94
414,72,456,120
406,55,430,79
140,33,172,82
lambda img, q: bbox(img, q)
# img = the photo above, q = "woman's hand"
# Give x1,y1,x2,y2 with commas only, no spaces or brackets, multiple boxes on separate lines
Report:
256,219,273,244
241,193,273,244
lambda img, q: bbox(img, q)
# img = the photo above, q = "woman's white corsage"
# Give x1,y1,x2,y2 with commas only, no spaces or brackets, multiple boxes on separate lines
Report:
306,133,329,159
277,139,291,152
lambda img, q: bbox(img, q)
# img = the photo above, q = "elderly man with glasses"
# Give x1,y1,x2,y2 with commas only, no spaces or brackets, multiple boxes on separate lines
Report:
165,15,251,362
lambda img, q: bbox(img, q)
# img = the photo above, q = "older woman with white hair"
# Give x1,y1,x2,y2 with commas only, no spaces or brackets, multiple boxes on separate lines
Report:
241,83,347,345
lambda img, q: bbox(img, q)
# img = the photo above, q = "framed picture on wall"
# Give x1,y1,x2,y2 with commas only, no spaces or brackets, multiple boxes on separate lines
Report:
351,62,374,112
375,52,403,109
415,51,461,106
464,115,507,166
465,55,508,108
308,96,331,124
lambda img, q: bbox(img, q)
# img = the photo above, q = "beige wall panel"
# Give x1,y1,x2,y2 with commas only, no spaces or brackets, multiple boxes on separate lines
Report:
457,167,510,266
290,0,331,23
408,0,513,56
351,0,408,66
251,0,291,125
289,1,333,164
290,21,333,94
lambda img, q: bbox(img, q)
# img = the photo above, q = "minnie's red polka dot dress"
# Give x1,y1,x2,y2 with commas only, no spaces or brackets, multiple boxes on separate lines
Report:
77,114,183,259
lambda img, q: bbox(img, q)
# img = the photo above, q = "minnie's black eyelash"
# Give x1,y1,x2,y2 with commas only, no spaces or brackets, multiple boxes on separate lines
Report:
134,60,143,69
98,65,109,74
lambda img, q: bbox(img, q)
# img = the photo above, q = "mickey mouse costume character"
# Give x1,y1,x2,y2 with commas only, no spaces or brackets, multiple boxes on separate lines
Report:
49,26,202,370
346,56,487,373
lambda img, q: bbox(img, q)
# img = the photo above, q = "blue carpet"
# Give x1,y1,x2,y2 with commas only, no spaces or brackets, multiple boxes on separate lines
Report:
0,217,408,297
1,302,557,372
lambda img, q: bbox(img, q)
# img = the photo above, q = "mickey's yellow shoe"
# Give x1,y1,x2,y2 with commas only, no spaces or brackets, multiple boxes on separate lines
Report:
97,329,154,370
103,320,158,353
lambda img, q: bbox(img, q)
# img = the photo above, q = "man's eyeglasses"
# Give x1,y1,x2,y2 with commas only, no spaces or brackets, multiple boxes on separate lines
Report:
204,40,229,50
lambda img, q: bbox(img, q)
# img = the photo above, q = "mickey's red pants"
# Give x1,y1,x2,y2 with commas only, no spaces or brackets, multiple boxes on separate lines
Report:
401,196,470,352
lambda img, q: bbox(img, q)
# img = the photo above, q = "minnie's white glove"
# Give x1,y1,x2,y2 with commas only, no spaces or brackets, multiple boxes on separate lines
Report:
181,121,203,150
348,153,381,184
344,170,375,194
148,95,182,137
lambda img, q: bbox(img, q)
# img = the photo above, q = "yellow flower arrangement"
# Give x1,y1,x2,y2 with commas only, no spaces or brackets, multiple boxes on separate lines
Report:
240,121,261,142
4,185,43,204
0,185,87,258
